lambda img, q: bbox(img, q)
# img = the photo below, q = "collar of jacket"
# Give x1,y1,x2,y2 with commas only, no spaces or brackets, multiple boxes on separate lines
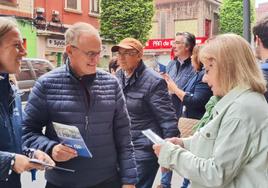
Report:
65,58,96,83
124,60,145,88
0,73,14,111
214,86,250,116
181,57,191,66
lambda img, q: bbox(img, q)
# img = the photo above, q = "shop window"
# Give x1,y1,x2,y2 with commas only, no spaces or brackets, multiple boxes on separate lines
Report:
205,19,211,38
0,0,17,6
65,0,81,12
89,0,100,16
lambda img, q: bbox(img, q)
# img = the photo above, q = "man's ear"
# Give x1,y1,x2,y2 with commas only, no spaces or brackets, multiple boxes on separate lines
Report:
138,52,143,58
255,35,262,47
65,45,73,56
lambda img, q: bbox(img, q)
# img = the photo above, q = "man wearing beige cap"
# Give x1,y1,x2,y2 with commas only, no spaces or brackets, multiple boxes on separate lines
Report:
112,38,179,188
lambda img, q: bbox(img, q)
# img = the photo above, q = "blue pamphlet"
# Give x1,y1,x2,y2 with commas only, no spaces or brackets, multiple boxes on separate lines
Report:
158,63,166,73
53,122,93,158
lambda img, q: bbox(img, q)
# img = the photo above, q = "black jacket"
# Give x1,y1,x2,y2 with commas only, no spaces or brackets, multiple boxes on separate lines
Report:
116,61,179,161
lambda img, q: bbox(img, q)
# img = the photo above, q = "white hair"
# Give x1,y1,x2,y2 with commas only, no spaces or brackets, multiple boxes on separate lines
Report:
65,22,100,45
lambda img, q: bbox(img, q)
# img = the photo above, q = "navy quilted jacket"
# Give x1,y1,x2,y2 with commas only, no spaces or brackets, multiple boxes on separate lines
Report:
116,61,179,161
22,62,137,187
0,73,23,188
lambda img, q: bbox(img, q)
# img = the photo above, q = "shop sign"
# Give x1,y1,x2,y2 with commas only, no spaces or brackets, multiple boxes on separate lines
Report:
47,38,65,48
144,39,174,50
144,37,208,50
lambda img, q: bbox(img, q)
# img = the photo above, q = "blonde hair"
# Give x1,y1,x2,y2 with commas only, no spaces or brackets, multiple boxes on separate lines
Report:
191,45,203,71
0,17,18,44
65,22,100,45
200,33,266,95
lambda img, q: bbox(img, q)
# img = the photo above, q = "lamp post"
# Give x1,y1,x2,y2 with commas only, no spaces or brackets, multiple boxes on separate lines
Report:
243,0,251,42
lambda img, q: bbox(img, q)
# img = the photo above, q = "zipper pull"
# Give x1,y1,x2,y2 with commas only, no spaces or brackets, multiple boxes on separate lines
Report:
85,116,89,131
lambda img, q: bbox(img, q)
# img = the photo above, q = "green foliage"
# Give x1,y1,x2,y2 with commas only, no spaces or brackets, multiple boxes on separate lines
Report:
100,0,154,44
219,0,255,36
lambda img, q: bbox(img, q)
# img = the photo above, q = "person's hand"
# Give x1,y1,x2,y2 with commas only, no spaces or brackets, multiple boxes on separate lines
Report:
153,144,162,157
166,137,184,148
33,149,55,168
122,185,135,188
52,144,77,162
12,154,42,173
161,167,170,172
162,74,178,93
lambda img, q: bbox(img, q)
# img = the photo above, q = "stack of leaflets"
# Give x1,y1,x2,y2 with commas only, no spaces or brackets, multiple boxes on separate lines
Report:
53,122,93,158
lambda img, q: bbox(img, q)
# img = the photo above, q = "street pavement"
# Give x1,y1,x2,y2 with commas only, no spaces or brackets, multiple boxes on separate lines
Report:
22,169,184,188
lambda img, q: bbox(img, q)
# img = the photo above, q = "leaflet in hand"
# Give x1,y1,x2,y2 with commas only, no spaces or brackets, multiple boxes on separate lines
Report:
29,159,75,173
53,122,93,158
142,129,165,144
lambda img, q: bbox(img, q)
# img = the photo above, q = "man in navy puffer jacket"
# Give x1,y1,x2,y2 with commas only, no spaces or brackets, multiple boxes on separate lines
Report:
22,22,137,188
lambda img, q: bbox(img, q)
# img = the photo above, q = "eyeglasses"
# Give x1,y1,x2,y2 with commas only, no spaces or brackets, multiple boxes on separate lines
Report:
115,50,139,57
174,41,185,45
71,45,101,58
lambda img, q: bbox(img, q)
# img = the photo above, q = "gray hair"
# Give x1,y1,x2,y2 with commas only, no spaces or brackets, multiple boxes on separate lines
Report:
65,22,100,46
0,17,18,43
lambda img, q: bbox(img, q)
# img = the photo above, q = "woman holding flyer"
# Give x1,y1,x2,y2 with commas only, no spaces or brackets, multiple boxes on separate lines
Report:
153,34,268,188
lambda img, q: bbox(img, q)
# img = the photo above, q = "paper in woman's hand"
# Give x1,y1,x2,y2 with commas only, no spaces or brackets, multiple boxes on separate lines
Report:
142,129,165,144
29,159,75,173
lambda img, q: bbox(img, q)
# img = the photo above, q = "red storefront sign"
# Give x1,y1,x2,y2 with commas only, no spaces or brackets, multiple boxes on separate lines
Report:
144,38,174,50
144,37,208,50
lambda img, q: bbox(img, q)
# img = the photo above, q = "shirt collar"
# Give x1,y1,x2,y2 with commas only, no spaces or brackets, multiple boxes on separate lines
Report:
177,57,191,65
214,86,250,115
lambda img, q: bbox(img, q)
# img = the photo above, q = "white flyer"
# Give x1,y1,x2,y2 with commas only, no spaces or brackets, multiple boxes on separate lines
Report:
142,129,165,144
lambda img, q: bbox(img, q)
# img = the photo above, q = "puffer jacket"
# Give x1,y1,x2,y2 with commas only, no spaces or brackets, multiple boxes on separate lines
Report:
22,62,137,188
116,61,179,161
0,73,23,188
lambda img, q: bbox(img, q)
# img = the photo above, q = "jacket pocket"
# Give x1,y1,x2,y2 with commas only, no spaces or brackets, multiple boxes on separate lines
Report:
192,121,218,158
126,93,145,114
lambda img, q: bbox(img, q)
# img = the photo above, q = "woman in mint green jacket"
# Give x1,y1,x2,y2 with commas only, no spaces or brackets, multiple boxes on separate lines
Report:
153,33,268,188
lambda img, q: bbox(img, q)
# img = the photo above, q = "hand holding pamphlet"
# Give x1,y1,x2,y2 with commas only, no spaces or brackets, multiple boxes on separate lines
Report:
142,129,165,144
53,122,93,158
29,159,75,173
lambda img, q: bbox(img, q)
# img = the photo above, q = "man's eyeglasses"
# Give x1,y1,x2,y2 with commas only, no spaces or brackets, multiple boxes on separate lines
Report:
174,41,185,45
115,50,139,57
71,45,101,58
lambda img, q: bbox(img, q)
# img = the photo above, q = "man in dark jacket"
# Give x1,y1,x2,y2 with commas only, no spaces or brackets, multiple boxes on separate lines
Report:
166,32,196,118
0,17,54,188
22,23,137,188
112,38,179,188
253,14,268,101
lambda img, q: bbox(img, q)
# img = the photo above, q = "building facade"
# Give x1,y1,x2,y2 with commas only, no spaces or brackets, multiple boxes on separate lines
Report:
152,0,221,38
34,0,100,66
144,0,221,65
256,2,268,20
0,0,37,57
